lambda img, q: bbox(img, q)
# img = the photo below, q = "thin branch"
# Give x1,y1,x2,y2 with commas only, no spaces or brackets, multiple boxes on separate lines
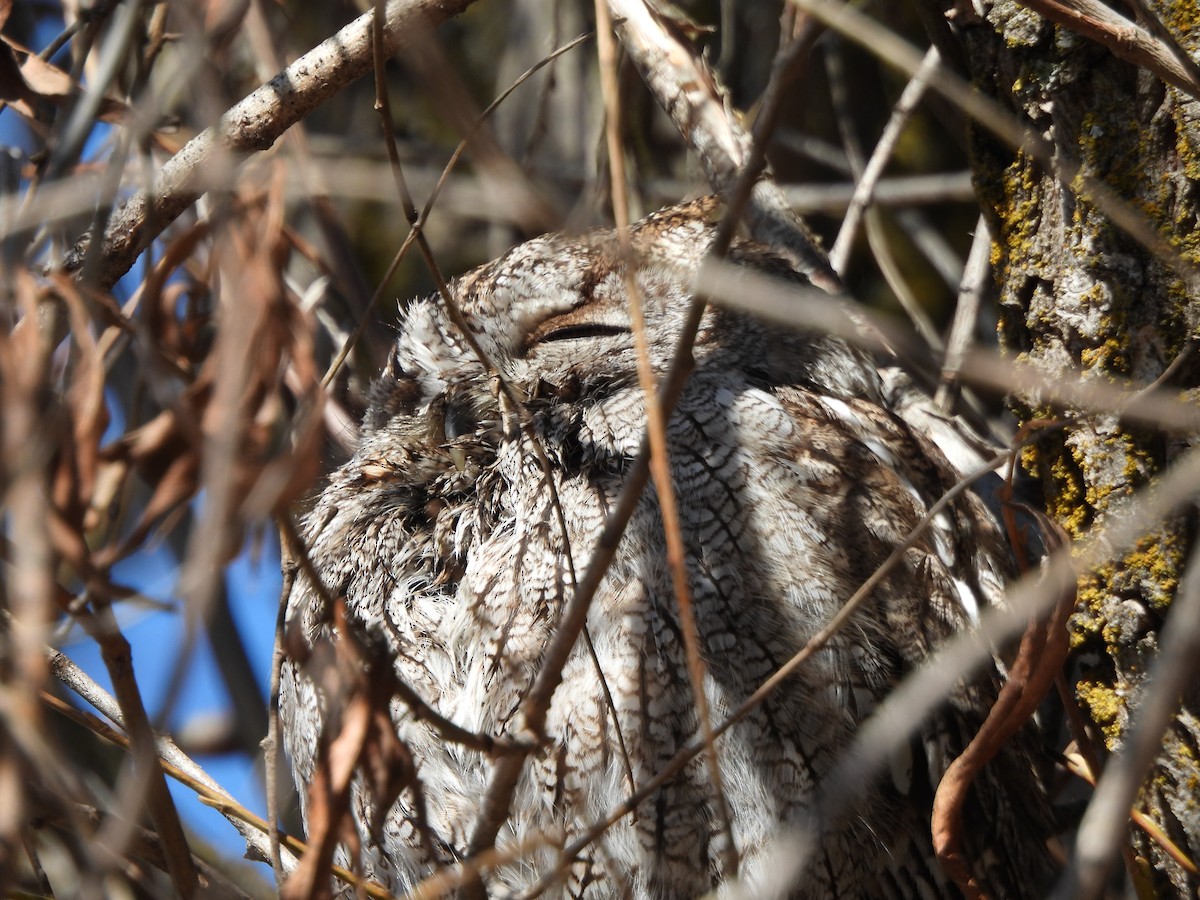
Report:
516,445,1026,899
593,0,737,881
71,598,197,895
829,44,941,273
1061,751,1200,876
471,6,832,893
585,0,642,810
281,34,612,893
894,207,966,291
60,0,482,289
468,5,816,888
0,272,56,884
824,36,942,353
935,215,992,412
608,0,838,290
41,0,147,183
43,797,259,900
396,833,568,900
39,693,253,899
696,254,1200,437
786,171,976,212
1119,0,1200,94
240,0,377,329
789,0,1200,294
807,447,1200,882
267,518,301,884
932,462,1074,897
47,644,296,871
359,16,615,892
321,27,592,389
202,158,975,216
43,683,390,897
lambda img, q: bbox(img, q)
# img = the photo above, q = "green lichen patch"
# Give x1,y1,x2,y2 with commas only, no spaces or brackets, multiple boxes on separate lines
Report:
1044,441,1091,537
1160,0,1200,42
1076,678,1126,747
1068,570,1111,649
1079,335,1131,374
1122,528,1185,612
992,154,1045,281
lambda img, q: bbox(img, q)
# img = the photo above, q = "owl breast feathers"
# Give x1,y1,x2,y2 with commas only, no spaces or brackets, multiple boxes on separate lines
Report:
280,198,1055,899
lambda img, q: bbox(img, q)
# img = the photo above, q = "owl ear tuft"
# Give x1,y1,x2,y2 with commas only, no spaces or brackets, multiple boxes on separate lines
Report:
362,356,422,432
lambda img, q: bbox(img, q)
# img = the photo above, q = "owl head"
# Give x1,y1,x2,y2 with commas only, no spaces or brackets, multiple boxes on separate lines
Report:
359,198,882,470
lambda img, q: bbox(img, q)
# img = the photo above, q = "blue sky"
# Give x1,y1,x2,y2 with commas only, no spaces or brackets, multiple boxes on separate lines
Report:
56,533,282,867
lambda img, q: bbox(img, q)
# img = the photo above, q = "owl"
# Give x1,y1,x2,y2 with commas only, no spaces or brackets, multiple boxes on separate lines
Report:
279,197,1056,898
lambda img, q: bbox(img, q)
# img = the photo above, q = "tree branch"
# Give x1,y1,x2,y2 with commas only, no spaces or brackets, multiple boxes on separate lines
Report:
609,0,839,291
61,0,480,289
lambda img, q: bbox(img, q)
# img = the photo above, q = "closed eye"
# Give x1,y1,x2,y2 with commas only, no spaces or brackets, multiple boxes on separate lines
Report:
538,323,632,343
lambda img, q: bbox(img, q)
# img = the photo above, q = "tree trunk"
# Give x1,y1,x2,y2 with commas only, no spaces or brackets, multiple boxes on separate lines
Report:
952,1,1200,893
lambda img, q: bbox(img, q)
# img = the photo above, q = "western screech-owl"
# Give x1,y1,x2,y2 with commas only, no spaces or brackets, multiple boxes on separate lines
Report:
279,198,1054,898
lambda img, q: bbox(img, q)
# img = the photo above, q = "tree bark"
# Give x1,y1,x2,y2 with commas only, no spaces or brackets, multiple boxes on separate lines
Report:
954,1,1200,893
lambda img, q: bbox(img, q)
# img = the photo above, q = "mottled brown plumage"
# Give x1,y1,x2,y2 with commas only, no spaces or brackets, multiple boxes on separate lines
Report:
279,198,1055,898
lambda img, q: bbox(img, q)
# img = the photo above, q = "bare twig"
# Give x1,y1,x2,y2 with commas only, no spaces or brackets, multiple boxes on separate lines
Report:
516,445,1026,899
696,256,1200,436
806,447,1200,883
824,36,943,352
42,0,148,183
60,0,482,289
0,273,56,884
165,158,974,217
321,29,592,389
1119,0,1200,94
1061,751,1200,876
39,692,253,899
47,644,296,871
788,171,976,212
267,519,303,885
935,215,992,412
41,797,258,900
932,447,1074,897
593,0,737,882
789,0,1200,295
472,7,840,897
319,18,616,898
608,0,838,290
469,8,833,893
63,614,196,899
583,0,642,813
240,0,377,329
829,45,941,271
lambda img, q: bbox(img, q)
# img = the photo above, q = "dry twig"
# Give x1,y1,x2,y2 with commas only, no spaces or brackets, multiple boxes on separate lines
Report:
61,0,484,289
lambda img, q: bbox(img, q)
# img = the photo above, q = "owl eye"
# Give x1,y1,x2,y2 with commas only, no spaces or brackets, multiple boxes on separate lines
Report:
537,323,631,343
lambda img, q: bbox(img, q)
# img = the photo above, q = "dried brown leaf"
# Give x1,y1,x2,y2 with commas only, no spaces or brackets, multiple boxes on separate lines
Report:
93,404,203,565
0,36,131,127
931,434,1075,897
0,41,30,105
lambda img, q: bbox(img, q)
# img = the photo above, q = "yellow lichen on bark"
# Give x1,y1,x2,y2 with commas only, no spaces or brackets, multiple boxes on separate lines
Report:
963,1,1200,891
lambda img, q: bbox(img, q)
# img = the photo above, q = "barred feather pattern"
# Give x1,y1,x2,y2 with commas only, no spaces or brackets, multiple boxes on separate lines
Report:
279,198,1055,899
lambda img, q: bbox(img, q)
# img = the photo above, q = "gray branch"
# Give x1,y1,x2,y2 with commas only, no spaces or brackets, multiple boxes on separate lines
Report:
63,0,480,289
